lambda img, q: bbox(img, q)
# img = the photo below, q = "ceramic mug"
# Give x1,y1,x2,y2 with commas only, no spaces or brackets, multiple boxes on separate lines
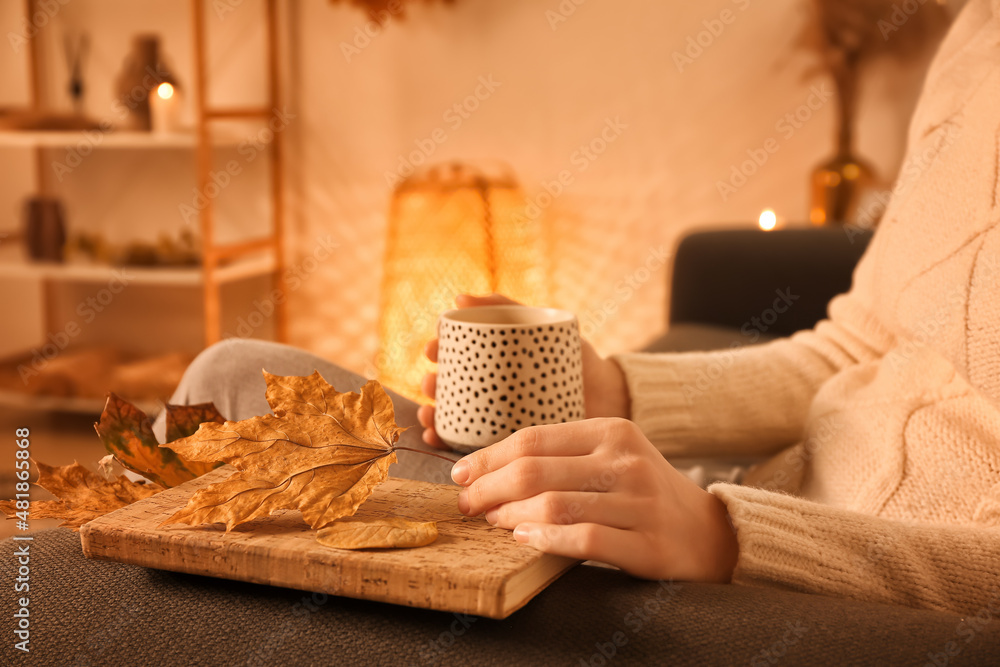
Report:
434,305,585,452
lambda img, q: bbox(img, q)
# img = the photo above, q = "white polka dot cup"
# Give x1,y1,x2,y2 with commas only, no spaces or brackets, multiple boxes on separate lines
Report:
434,305,585,453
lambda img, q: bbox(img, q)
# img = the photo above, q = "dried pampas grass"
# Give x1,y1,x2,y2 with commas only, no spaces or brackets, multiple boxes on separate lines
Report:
799,0,952,150
801,0,951,73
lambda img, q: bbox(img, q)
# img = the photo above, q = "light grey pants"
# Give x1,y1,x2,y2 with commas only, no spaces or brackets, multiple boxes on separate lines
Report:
152,339,456,486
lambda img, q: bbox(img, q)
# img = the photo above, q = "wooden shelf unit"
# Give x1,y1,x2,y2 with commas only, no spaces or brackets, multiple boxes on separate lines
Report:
13,0,288,348
191,0,288,345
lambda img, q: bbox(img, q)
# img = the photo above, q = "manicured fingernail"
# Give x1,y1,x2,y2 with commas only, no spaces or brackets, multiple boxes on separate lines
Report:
451,460,470,485
513,525,532,544
457,490,470,515
485,508,498,526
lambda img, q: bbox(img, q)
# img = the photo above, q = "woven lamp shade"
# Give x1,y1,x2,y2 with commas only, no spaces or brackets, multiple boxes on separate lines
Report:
376,162,546,403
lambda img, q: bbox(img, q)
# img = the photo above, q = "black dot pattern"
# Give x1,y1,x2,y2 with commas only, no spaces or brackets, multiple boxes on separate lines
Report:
435,321,585,451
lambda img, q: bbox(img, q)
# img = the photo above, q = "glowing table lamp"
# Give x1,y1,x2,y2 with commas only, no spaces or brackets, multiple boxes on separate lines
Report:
376,162,546,402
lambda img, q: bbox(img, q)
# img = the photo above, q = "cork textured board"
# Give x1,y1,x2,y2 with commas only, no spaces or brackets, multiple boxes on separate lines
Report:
79,466,578,619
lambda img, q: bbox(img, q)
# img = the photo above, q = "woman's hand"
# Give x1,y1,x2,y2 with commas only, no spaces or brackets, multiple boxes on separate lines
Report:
451,418,739,583
416,294,631,450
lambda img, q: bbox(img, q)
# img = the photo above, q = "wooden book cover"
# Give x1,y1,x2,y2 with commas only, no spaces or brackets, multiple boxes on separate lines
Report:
79,466,578,619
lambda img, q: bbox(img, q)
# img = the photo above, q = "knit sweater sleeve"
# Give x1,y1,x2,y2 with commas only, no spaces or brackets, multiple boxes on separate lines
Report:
710,483,1000,616
611,294,896,457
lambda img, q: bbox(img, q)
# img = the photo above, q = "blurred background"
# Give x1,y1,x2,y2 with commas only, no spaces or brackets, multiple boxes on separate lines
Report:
0,0,960,528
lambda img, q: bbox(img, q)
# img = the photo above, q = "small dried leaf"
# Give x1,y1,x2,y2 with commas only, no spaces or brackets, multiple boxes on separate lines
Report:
0,461,163,530
317,517,438,549
95,393,221,488
97,454,124,480
160,372,407,532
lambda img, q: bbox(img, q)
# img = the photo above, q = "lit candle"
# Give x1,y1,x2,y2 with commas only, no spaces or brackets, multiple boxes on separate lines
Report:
758,209,778,231
149,82,180,133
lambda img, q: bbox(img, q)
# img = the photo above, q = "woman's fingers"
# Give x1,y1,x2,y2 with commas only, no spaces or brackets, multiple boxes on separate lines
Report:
485,491,640,531
417,372,445,449
513,522,642,566
422,429,448,450
424,339,438,363
416,405,450,450
421,372,436,401
417,404,434,428
453,419,629,487
458,454,602,516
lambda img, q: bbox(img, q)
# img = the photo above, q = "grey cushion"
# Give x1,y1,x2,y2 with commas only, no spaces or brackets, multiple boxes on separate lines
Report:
642,323,776,354
669,227,872,337
3,529,999,666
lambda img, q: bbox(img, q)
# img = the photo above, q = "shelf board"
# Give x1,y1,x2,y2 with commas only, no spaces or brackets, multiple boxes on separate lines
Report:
0,389,159,416
0,250,276,286
0,128,264,149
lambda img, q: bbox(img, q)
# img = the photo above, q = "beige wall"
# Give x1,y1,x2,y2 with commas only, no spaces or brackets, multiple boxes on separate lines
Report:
284,0,945,375
0,0,952,375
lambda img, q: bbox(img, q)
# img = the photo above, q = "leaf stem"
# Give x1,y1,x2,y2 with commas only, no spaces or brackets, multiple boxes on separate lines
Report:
392,446,460,464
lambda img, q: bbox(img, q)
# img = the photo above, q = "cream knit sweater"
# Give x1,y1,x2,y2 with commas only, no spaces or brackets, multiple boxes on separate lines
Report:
614,0,1000,616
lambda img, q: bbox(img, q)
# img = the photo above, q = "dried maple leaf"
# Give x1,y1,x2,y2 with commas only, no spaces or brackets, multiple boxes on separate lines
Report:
317,517,438,549
0,461,162,530
159,371,433,532
164,401,227,443
94,393,224,488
